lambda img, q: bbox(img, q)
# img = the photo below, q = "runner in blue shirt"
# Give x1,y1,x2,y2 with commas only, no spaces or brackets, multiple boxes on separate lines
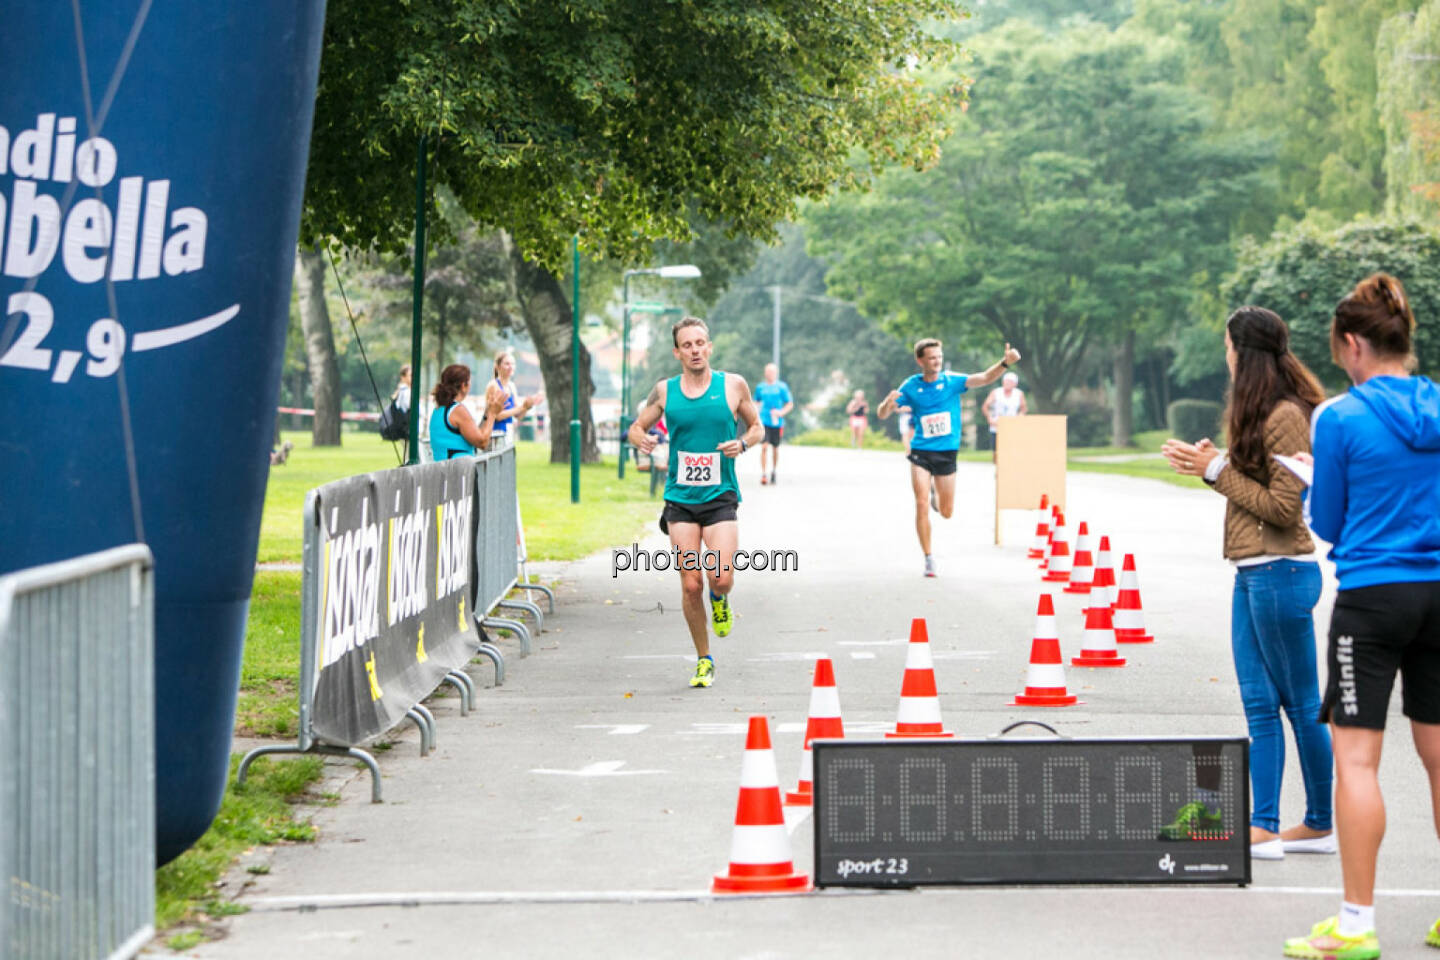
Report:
753,363,794,486
877,337,1021,577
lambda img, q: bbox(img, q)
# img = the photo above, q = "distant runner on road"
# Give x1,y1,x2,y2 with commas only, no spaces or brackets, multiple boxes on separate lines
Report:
629,317,764,688
753,363,793,486
877,338,1021,577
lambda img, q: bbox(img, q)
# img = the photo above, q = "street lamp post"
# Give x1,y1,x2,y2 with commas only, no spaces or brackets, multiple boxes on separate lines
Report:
619,264,700,479
570,236,581,504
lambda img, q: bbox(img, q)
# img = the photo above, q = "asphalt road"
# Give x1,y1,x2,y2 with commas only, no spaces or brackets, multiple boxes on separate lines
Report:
175,445,1440,960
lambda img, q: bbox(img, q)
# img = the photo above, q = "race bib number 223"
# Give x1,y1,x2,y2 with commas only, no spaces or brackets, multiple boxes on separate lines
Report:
677,451,719,486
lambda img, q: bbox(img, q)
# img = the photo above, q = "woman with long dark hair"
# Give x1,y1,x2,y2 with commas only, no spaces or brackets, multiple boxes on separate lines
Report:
1283,274,1440,960
1162,307,1334,863
429,364,507,460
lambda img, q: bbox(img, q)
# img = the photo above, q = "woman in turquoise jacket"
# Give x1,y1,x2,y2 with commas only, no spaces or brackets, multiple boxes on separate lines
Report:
429,364,508,460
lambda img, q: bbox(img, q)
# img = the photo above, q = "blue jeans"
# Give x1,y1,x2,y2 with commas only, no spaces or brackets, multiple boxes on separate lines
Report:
1231,559,1332,833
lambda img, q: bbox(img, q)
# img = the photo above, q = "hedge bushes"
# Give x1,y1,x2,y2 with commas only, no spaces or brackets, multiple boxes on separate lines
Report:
1167,399,1223,443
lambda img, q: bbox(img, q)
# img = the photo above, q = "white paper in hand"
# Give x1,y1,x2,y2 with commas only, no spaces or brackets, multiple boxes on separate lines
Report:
1273,454,1313,487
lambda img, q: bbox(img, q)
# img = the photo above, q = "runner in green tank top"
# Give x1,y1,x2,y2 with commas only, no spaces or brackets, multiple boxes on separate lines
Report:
628,317,764,688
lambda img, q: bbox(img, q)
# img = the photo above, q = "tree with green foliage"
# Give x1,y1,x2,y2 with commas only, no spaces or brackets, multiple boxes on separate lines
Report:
365,193,522,375
301,0,964,462
943,0,1133,35
1222,219,1440,387
808,22,1269,444
1202,0,1423,225
691,223,922,438
1378,1,1440,218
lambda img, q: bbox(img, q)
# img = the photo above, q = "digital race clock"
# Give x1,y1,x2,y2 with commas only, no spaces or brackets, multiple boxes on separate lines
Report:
812,735,1249,886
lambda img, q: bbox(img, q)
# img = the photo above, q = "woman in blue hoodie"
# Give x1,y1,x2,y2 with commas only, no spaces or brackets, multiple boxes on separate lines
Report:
1284,273,1440,960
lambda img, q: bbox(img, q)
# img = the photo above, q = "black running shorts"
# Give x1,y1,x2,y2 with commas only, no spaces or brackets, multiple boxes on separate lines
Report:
660,491,739,534
906,447,959,477
763,425,783,447
1322,580,1440,728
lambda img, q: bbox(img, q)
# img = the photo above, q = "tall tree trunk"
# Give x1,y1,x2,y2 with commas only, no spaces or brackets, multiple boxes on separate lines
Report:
1111,328,1135,448
296,247,342,446
510,247,599,464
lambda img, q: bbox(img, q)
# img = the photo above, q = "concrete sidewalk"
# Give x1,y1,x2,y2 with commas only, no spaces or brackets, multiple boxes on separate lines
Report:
173,445,1439,960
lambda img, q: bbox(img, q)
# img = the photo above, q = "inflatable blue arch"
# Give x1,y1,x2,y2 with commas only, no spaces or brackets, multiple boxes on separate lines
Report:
1,1,327,864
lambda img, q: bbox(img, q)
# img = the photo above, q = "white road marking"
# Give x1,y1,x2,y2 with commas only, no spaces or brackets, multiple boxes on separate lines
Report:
681,722,807,736
247,889,849,911
576,724,650,735
244,884,1440,913
530,761,665,777
850,652,877,660
746,652,826,662
931,651,996,661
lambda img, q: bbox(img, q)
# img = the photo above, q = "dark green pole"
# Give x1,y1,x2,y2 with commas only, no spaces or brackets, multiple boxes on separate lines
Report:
570,235,581,503
406,135,428,465
618,273,631,480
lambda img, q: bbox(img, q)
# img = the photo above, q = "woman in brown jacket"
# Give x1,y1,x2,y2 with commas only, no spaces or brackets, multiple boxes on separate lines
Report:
1162,306,1334,862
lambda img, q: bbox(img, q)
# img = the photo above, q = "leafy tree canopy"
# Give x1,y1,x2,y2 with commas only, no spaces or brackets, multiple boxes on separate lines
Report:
692,222,924,429
302,0,965,270
806,21,1270,413
1378,0,1440,218
1222,219,1440,387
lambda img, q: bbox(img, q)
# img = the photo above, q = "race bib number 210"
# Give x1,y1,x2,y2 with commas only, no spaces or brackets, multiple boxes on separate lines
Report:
919,412,952,439
677,451,719,486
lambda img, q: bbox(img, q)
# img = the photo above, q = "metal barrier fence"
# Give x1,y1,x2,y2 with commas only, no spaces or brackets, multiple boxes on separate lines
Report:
473,445,542,658
0,546,156,960
240,445,550,801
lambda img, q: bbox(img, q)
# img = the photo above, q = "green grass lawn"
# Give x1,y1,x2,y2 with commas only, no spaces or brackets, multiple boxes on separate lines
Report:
260,432,658,563
154,754,323,949
514,447,662,559
1067,429,1169,458
236,571,303,738
791,427,907,452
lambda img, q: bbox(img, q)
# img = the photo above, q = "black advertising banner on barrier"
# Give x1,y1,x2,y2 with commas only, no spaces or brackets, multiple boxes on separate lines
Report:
309,459,477,747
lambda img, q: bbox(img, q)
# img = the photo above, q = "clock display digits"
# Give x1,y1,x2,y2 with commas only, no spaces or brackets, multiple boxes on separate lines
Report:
1114,755,1164,840
898,757,946,842
1041,756,1091,840
970,756,1019,841
827,757,876,843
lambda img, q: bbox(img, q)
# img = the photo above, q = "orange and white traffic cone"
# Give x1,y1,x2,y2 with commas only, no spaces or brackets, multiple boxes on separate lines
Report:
1039,504,1061,569
1042,513,1072,583
1114,553,1155,644
1028,495,1051,559
786,658,845,805
887,618,954,738
1071,603,1127,668
1012,593,1080,706
1064,522,1095,594
1086,535,1117,617
713,716,812,893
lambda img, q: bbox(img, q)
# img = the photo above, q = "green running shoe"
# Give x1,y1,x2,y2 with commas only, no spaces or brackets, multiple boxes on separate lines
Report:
1283,917,1380,960
710,595,733,637
1158,801,1225,841
1426,917,1439,948
689,658,715,688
